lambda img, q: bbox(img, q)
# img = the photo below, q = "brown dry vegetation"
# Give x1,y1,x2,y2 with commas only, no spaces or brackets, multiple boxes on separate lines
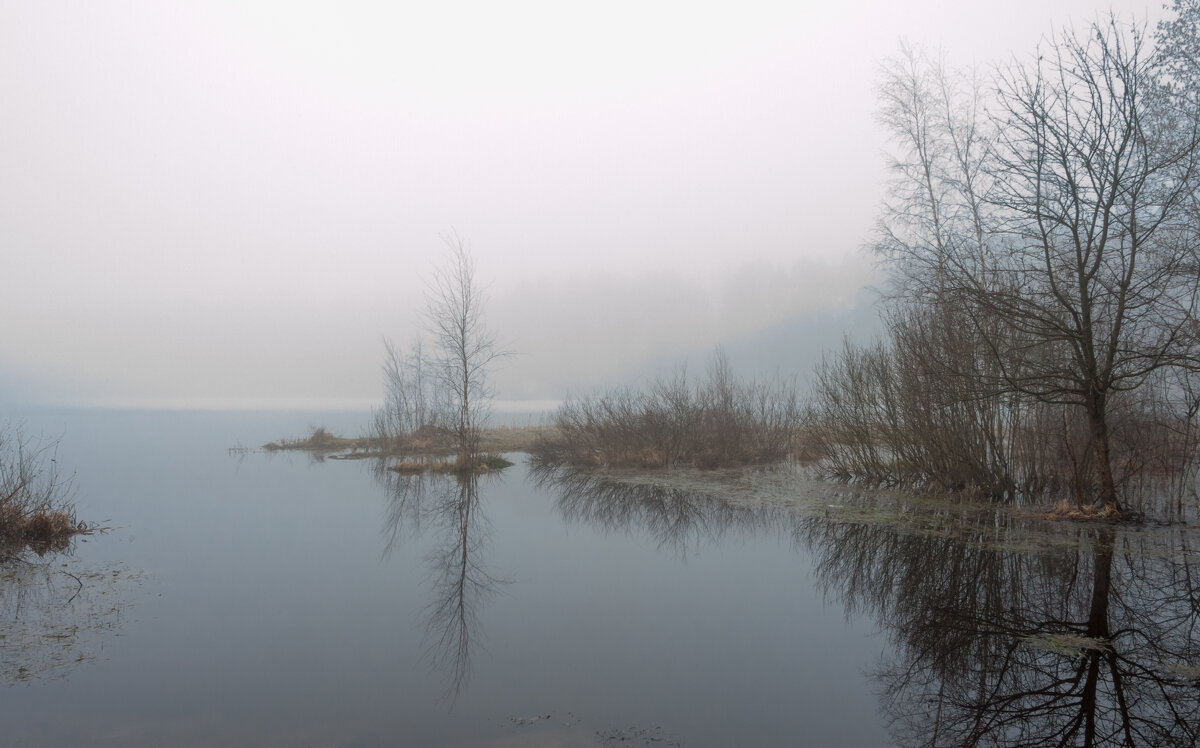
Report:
808,16,1200,520
806,314,1200,520
388,460,429,474
1020,500,1137,523
531,350,804,470
265,424,547,457
0,426,86,558
387,453,513,475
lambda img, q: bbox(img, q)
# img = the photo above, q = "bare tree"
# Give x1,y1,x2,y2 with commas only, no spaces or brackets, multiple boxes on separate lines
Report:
876,43,996,298
424,235,507,465
373,338,446,448
972,18,1200,514
876,43,953,297
834,17,1200,514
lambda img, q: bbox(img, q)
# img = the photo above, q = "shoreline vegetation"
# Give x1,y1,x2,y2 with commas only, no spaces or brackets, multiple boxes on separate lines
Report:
802,14,1200,523
350,237,513,476
270,12,1200,524
0,425,88,559
262,424,540,473
530,349,811,471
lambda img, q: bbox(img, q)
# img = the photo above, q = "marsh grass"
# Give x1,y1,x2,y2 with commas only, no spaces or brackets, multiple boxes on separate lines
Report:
266,424,542,458
532,349,803,470
0,425,85,557
263,425,356,452
1022,500,1135,523
388,453,514,476
388,460,429,474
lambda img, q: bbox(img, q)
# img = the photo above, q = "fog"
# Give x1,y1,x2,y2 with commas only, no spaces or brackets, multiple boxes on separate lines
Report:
0,0,1161,410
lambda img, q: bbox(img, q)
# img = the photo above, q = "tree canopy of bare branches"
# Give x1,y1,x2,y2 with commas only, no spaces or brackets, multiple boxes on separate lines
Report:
811,12,1200,516
423,236,508,464
373,236,508,466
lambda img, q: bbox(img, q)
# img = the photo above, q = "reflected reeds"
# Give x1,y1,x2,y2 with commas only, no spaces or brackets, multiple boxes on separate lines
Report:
0,557,138,684
533,463,801,558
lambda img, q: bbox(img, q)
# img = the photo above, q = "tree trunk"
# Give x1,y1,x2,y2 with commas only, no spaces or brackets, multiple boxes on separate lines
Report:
1085,395,1120,515
1080,528,1115,746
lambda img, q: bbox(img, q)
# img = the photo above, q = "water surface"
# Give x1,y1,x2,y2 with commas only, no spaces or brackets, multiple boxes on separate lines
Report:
1,409,1196,746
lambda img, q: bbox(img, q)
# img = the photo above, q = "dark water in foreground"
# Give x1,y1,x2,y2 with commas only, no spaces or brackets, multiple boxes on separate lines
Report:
1,409,1198,746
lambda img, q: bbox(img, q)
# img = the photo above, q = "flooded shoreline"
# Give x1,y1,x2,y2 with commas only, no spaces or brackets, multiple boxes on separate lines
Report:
0,409,1196,746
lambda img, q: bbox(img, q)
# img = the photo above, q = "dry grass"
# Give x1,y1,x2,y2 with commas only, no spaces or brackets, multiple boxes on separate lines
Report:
0,425,87,558
0,506,87,557
1020,500,1137,523
531,350,803,470
387,453,514,475
268,425,547,457
17,510,84,555
478,426,556,454
264,425,360,452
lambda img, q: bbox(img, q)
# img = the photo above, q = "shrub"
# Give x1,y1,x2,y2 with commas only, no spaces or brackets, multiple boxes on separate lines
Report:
532,349,803,469
0,424,83,556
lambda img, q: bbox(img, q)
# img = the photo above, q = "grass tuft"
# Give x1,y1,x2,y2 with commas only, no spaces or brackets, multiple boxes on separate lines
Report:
0,425,87,558
387,453,513,476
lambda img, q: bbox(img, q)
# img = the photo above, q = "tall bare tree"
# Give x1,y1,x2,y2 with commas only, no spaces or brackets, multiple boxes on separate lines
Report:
843,17,1200,514
972,18,1200,513
424,235,507,465
877,44,996,298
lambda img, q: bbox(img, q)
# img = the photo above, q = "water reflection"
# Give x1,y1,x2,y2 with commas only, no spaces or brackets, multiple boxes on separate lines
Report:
533,465,798,558
802,509,1200,746
376,465,505,701
539,465,1200,745
0,556,137,684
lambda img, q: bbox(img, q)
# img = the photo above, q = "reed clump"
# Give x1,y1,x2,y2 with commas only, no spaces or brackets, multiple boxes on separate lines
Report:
0,425,85,557
387,453,513,475
533,349,803,470
264,425,357,452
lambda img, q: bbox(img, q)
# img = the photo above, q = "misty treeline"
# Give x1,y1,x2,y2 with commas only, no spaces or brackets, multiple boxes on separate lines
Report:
531,348,804,469
808,6,1200,516
373,236,507,466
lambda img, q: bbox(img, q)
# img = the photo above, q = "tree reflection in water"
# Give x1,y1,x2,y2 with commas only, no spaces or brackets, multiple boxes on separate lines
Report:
537,464,1200,746
801,506,1200,746
377,465,505,702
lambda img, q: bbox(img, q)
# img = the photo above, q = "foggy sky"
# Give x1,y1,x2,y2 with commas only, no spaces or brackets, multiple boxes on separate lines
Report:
0,0,1161,410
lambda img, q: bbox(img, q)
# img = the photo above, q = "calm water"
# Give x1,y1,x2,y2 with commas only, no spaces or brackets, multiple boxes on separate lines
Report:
1,409,1197,746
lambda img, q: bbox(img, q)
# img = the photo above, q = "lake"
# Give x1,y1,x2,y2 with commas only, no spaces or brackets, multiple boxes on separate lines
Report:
1,409,1197,746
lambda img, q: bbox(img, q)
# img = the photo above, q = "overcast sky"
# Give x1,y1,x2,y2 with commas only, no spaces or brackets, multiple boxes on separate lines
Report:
0,0,1163,410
